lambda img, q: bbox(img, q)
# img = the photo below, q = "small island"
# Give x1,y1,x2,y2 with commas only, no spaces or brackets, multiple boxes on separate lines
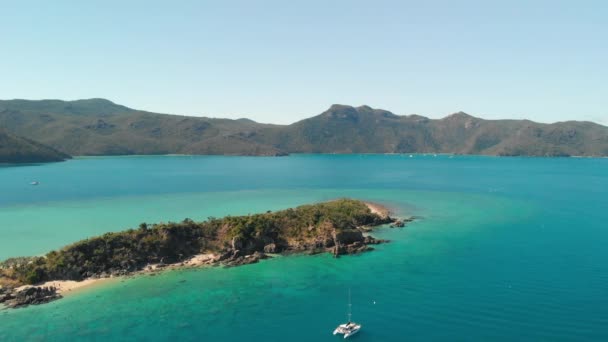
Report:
0,199,406,309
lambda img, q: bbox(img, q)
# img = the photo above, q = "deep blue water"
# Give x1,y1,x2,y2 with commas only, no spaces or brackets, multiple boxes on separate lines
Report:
1,154,608,341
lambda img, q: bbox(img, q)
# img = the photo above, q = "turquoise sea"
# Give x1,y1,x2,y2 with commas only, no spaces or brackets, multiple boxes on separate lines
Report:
1,155,608,341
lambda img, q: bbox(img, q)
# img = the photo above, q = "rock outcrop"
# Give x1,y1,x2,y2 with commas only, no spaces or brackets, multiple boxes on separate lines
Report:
0,286,62,309
222,251,270,267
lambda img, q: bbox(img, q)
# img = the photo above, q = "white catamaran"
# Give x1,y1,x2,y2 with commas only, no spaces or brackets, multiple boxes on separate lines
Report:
333,289,361,338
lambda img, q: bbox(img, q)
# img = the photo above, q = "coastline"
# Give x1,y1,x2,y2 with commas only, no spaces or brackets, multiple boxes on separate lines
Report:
1,200,399,308
14,253,220,298
15,203,391,298
19,277,119,297
364,201,391,219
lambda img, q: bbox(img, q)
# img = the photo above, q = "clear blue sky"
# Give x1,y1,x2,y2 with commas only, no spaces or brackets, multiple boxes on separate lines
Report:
1,0,606,124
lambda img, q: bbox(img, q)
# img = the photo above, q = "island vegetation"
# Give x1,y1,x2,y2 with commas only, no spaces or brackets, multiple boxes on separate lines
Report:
0,199,401,308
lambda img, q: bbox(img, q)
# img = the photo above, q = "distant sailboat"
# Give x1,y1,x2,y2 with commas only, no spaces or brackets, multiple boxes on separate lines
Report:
333,289,361,338
30,181,39,186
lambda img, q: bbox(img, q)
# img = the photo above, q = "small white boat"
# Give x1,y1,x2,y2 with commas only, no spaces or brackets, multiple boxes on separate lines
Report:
333,322,361,338
30,181,39,186
333,289,361,338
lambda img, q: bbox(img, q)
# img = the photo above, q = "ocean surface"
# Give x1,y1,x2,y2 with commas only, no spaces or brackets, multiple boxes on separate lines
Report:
1,154,608,341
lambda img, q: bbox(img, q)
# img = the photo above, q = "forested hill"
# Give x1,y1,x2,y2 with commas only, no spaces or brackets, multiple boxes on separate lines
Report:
0,129,70,163
253,105,608,156
1,99,607,157
0,99,284,156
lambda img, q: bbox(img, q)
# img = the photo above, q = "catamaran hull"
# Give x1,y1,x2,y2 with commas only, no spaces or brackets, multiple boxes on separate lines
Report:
333,324,361,338
344,328,360,338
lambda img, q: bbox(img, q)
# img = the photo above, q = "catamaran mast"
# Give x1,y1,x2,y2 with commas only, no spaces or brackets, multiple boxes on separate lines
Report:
348,288,352,323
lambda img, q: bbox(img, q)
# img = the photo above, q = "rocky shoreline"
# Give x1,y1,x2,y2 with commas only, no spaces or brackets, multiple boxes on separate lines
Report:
0,286,62,309
1,200,413,310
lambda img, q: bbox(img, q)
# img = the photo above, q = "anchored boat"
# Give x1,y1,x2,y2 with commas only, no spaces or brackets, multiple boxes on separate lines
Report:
333,289,361,338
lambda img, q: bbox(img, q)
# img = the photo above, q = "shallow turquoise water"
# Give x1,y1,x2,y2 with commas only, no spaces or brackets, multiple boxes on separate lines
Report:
1,155,608,341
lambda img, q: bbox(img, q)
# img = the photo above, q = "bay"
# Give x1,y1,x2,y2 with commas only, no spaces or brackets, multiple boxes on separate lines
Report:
1,155,607,341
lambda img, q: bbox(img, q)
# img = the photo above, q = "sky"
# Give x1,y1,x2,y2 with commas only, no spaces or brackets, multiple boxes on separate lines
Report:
0,0,606,125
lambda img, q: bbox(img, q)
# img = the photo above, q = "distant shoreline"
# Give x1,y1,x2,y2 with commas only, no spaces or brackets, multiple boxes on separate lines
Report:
67,153,608,159
5,154,608,168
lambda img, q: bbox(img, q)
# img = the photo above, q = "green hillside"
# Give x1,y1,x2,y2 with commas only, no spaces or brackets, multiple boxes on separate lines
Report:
0,129,70,163
254,105,608,156
2,99,608,157
0,99,284,156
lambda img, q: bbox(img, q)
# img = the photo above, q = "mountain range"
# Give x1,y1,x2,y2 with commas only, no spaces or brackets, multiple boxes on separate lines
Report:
1,98,607,162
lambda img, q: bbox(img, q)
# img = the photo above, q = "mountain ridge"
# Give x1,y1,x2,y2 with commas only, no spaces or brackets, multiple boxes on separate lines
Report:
1,99,607,157
0,128,71,163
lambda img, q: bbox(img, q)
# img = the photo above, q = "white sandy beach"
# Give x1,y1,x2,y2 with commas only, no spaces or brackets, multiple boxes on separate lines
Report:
14,253,219,297
16,277,117,296
364,202,391,218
